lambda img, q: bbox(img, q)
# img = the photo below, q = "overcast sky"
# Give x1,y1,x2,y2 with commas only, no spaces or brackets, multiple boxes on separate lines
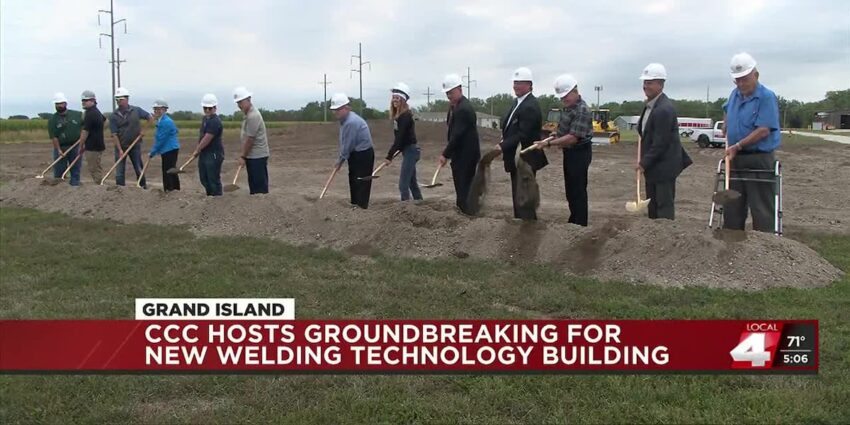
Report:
1,0,848,117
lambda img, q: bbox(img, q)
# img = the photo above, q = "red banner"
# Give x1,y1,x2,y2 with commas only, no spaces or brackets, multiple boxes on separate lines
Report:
0,320,817,374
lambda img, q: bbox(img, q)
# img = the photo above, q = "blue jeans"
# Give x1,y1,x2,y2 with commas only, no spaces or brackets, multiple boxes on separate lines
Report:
52,146,81,186
114,143,146,187
399,144,422,201
198,151,223,196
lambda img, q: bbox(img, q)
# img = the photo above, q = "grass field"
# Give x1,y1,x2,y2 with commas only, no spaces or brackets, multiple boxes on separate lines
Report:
0,207,848,423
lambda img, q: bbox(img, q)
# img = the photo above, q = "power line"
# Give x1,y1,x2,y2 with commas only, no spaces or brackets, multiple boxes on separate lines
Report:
98,0,128,110
318,74,332,122
349,42,371,113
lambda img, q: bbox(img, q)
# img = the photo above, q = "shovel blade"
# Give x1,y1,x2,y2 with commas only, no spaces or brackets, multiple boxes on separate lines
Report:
223,184,240,192
166,168,183,175
41,178,63,186
422,183,443,188
356,175,379,181
712,190,741,205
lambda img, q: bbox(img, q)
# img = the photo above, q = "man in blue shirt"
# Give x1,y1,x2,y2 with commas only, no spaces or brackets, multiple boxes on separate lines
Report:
330,93,375,209
722,52,781,233
194,93,225,196
110,87,153,188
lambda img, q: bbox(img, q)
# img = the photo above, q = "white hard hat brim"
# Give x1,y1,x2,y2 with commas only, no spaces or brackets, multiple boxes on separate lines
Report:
442,83,461,93
234,93,253,102
730,67,755,79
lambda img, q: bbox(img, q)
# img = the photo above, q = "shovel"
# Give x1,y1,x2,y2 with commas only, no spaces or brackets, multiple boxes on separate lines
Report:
167,155,197,175
44,150,83,186
626,136,650,213
319,166,341,199
223,164,243,192
100,134,143,185
712,138,742,205
36,139,82,180
136,156,152,188
357,151,400,181
421,163,444,188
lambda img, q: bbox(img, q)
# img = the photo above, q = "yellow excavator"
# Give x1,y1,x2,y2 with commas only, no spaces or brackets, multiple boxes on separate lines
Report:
542,108,620,144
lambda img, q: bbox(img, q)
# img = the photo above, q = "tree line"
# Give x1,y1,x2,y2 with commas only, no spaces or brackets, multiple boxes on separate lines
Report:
11,89,849,128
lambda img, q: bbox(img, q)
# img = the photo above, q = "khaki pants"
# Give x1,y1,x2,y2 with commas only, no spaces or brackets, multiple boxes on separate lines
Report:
85,150,103,183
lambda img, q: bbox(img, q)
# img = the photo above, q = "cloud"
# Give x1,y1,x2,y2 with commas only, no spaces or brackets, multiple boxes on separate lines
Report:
1,0,848,117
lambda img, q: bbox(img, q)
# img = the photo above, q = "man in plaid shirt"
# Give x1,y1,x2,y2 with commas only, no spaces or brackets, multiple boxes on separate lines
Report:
535,74,594,226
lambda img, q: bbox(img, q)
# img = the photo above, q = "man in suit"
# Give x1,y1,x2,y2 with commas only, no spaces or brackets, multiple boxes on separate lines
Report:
636,63,692,220
438,74,481,215
495,67,548,220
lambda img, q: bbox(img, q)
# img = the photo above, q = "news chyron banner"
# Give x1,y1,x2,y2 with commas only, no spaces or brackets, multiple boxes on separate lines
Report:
0,299,818,374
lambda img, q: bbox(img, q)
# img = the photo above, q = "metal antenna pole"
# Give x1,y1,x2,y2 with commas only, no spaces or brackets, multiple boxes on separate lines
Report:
318,74,332,122
349,42,370,114
98,0,128,110
462,66,477,100
422,86,434,106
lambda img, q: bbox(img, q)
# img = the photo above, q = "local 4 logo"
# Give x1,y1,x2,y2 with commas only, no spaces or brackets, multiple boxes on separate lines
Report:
730,323,781,369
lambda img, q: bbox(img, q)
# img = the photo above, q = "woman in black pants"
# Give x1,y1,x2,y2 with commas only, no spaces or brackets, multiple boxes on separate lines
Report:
150,99,180,191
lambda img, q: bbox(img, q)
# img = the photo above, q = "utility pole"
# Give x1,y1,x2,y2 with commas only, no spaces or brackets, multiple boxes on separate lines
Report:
706,84,710,118
462,66,477,100
318,74,332,122
98,0,128,110
422,86,434,107
350,42,370,113
116,48,127,87
594,85,603,111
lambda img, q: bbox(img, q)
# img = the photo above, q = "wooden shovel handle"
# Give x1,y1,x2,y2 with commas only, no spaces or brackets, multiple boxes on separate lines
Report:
520,136,555,154
177,155,197,172
724,138,731,190
136,157,152,187
430,163,443,186
232,164,243,185
319,166,340,199
636,136,642,201
100,134,143,185
370,150,400,176
61,150,83,180
38,139,82,177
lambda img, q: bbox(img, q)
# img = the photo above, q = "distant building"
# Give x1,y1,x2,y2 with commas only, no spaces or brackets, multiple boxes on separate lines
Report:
614,115,640,130
414,111,500,129
813,110,850,130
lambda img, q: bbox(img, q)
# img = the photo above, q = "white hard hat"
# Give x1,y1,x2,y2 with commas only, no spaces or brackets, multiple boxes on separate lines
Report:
201,93,218,108
329,93,350,110
233,86,253,102
730,52,757,78
391,82,411,100
80,90,96,101
639,63,668,80
511,67,533,83
441,74,462,93
52,92,68,104
152,99,169,108
114,87,130,98
554,74,578,99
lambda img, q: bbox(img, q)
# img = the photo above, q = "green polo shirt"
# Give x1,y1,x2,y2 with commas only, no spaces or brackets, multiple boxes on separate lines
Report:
47,110,83,147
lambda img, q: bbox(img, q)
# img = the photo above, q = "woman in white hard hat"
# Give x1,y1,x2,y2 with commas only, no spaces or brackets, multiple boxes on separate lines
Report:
384,83,423,201
150,99,181,192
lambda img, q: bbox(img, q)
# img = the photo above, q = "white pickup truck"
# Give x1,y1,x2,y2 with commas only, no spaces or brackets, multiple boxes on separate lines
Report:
689,121,726,148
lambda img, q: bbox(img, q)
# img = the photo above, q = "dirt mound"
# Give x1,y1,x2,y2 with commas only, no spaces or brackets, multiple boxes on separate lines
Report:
1,178,841,290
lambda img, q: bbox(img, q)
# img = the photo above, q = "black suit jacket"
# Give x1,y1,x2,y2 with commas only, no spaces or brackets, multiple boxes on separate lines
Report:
637,93,692,182
442,96,481,165
499,93,548,173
